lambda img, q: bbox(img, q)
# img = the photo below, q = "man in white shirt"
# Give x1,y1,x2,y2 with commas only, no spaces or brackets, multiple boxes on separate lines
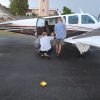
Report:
39,32,54,57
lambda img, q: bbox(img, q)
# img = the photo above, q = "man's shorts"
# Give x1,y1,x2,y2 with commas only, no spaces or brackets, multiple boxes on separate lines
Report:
55,39,64,45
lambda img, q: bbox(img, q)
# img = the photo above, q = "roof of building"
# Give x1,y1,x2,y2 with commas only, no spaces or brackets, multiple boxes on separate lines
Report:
0,4,11,15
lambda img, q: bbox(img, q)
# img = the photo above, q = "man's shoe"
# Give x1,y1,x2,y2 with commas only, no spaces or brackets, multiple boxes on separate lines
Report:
44,53,51,59
40,54,44,57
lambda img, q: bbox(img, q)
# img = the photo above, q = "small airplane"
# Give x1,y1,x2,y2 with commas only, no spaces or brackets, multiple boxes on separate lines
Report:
0,10,100,36
1,11,100,55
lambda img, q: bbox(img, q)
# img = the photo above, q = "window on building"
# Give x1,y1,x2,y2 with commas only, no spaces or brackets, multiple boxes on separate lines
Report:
42,9,44,12
68,15,78,24
81,15,95,24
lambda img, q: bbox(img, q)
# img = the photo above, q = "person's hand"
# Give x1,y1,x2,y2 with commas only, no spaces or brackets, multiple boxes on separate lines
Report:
51,32,55,36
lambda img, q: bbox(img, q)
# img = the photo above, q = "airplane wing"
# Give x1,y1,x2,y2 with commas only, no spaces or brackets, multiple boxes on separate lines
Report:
64,29,100,54
65,35,100,47
0,21,12,25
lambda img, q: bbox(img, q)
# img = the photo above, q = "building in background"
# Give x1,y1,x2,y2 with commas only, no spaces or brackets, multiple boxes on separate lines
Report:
26,0,57,17
26,8,57,17
39,0,48,16
0,0,57,18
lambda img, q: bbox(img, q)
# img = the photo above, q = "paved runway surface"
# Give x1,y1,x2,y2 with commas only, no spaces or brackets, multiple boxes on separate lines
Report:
0,31,100,100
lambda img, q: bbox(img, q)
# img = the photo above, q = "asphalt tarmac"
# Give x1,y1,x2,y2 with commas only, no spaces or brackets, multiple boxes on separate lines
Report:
0,31,100,100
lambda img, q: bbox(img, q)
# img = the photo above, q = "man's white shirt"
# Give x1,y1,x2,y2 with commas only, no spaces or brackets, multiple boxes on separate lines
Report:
40,36,54,51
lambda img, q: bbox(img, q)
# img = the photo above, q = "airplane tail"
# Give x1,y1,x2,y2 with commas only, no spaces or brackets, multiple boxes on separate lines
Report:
79,8,83,14
56,9,61,16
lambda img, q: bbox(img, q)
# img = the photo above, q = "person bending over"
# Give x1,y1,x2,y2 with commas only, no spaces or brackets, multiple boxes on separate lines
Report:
39,32,54,58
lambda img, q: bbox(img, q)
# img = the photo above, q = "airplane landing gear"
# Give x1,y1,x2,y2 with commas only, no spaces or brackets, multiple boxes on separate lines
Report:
75,43,90,56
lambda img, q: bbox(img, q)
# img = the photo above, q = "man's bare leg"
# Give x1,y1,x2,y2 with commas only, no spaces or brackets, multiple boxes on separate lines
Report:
58,44,62,55
56,44,59,54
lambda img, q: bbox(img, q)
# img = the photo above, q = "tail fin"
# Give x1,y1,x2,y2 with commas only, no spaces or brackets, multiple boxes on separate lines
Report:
56,9,62,16
79,8,83,14
56,9,66,23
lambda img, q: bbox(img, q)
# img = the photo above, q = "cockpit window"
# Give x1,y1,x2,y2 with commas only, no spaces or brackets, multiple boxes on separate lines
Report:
47,16,66,25
68,15,78,24
47,18,56,25
81,15,95,24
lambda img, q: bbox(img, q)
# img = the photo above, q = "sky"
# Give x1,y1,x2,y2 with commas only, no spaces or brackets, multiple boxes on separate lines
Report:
0,0,100,16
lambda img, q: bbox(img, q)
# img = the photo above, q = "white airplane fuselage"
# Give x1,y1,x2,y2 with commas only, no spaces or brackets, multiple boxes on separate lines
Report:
0,13,100,36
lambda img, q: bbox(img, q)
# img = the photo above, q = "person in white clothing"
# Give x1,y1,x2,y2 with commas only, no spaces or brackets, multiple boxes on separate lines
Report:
39,32,54,57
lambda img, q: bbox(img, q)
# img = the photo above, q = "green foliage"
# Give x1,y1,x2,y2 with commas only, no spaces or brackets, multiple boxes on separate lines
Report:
9,0,29,16
32,13,37,17
62,6,72,15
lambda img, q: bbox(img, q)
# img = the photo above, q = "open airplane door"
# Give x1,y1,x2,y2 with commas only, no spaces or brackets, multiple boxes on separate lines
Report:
36,17,46,37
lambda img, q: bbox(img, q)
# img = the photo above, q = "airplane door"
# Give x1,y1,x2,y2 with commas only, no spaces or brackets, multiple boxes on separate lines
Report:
36,18,46,36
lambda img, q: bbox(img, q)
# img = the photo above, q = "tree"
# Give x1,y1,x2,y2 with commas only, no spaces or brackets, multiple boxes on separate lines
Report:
62,6,72,15
9,0,29,16
32,13,37,17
